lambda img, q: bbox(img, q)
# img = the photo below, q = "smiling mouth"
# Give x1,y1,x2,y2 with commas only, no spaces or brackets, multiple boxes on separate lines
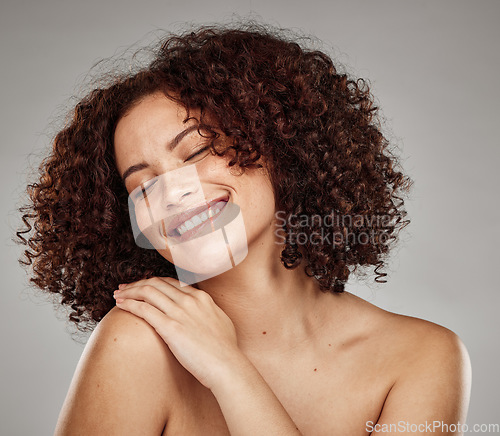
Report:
162,195,229,241
170,201,227,237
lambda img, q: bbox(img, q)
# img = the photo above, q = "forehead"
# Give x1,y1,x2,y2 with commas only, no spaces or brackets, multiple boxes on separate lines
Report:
113,92,204,170
114,92,189,142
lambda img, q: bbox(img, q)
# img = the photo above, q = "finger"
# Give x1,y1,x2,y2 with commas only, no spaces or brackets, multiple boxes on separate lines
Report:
158,276,195,293
115,283,181,316
115,298,176,340
122,276,194,294
157,278,215,309
123,277,198,306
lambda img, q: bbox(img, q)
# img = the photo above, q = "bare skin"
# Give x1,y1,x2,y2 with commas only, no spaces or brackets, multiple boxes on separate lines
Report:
54,92,471,435
157,290,471,435
54,289,470,435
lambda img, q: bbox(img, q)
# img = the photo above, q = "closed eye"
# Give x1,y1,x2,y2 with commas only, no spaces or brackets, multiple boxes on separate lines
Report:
132,145,211,200
185,145,210,162
133,180,157,200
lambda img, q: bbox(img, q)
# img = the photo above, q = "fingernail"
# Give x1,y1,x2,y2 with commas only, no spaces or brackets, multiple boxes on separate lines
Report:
115,298,125,304
118,284,125,289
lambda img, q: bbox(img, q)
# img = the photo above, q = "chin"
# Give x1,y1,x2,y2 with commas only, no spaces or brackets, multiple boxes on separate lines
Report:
145,198,249,282
173,229,248,279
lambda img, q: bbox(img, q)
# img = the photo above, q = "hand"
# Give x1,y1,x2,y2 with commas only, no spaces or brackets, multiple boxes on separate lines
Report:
113,276,243,390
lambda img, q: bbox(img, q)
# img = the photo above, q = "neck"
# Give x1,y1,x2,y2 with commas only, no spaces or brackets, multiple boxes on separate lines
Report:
194,239,338,357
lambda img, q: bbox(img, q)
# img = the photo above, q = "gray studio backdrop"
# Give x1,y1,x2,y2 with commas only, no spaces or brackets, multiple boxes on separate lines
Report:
2,0,499,434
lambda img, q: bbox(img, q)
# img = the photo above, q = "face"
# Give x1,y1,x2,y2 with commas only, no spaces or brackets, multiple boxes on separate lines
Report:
113,91,277,282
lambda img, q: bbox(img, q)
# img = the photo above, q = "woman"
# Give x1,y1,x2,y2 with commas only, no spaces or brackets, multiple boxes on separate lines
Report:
17,23,471,435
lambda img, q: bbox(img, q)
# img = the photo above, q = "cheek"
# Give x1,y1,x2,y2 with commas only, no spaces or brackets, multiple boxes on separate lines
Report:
197,152,235,178
241,176,276,227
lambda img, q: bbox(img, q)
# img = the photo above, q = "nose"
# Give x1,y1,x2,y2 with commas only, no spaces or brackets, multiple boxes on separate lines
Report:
159,173,201,212
165,187,197,209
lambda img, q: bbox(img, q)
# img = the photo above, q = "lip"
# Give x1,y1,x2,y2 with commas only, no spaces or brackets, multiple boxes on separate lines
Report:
164,194,230,237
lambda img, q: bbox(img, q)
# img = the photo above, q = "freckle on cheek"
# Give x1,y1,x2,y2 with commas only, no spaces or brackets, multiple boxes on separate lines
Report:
262,331,267,335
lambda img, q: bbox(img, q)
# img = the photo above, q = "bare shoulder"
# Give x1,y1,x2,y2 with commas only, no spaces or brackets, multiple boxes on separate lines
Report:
343,292,472,428
377,301,471,372
86,305,181,379
95,305,171,355
54,306,181,435
343,291,470,363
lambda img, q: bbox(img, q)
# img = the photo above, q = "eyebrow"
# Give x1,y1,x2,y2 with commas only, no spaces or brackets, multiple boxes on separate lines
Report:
120,124,208,184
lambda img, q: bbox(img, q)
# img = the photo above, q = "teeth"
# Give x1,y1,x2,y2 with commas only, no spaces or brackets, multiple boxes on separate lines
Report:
192,215,202,226
174,201,226,236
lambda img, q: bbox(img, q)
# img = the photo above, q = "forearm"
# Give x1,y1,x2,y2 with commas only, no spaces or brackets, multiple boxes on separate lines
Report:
210,356,303,436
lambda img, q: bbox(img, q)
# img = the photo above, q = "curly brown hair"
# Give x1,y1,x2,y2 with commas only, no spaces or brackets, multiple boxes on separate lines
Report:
16,22,413,332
